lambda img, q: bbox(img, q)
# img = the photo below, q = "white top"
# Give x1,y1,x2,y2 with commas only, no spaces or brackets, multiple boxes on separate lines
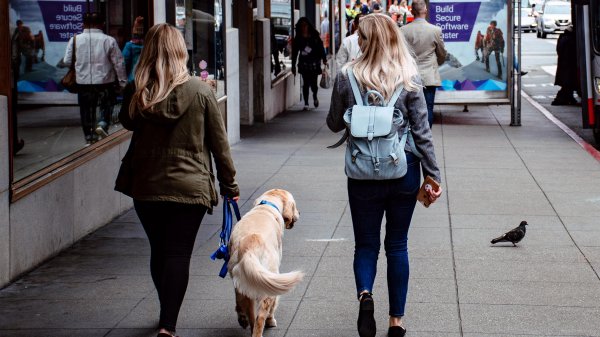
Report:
321,18,329,39
63,29,127,86
336,33,361,71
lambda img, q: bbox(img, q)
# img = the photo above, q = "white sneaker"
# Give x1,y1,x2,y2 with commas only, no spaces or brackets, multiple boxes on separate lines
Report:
303,105,310,110
95,126,108,138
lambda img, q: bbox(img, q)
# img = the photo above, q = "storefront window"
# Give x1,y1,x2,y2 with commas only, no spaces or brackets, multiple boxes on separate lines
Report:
271,0,293,79
9,0,149,181
172,0,226,98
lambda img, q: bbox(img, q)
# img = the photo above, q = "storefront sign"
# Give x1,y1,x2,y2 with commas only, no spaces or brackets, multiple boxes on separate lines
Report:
430,2,481,42
430,0,509,97
37,1,88,42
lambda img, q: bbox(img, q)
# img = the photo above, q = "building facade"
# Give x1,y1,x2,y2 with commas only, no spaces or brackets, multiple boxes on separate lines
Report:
1,0,341,288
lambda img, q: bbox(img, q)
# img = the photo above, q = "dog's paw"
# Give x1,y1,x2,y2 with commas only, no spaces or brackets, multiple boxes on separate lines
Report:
266,317,277,328
237,315,249,329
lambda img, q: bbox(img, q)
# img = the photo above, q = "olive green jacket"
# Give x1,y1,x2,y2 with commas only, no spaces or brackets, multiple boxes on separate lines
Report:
115,77,239,211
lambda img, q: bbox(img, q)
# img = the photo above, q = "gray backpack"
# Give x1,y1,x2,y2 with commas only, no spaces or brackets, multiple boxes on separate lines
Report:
331,67,421,180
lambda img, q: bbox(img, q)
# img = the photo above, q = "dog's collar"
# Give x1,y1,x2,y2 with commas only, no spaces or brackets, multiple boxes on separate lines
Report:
258,200,280,213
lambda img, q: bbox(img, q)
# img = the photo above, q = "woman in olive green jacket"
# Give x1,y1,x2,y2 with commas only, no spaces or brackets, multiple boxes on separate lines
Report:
115,23,238,337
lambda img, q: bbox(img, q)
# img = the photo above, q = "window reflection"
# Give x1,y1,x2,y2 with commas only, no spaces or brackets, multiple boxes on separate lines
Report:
319,1,341,55
174,0,226,98
9,0,147,181
271,0,293,79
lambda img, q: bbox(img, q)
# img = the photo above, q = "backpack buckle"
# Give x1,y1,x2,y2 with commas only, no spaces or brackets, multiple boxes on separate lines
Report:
352,149,360,163
390,153,399,166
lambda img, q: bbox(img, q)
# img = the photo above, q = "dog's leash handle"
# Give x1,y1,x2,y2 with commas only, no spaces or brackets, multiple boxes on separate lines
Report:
211,197,240,278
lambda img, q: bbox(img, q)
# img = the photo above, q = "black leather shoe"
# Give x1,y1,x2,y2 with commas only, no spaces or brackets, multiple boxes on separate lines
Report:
357,293,376,337
388,326,407,337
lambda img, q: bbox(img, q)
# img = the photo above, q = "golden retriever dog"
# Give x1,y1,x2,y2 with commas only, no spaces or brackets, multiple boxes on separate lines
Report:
228,189,303,337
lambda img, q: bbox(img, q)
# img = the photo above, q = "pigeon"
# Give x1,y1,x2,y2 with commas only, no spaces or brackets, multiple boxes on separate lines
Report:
490,221,528,246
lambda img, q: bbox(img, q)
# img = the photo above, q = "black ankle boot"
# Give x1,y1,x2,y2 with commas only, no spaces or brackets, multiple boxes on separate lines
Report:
388,326,406,337
357,293,376,337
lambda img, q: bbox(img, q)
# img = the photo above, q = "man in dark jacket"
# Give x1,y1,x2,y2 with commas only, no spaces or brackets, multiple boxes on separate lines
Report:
552,26,579,105
484,20,505,79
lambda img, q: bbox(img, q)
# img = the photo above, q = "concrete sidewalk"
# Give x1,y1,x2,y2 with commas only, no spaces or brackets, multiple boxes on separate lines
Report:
2,87,600,337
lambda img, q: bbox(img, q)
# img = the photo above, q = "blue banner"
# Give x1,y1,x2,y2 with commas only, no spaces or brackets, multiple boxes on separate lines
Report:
38,1,87,42
430,2,482,42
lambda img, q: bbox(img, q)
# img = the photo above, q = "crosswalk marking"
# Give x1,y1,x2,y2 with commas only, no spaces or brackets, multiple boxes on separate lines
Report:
522,83,555,87
530,95,556,99
541,65,557,76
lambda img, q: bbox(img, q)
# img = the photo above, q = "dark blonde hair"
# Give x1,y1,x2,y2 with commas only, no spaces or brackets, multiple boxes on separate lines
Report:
129,23,190,117
347,14,420,101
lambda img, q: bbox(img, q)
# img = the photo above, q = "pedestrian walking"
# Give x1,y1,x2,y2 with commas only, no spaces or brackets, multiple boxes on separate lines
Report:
327,13,442,337
552,25,579,105
122,16,145,82
400,0,447,127
291,17,327,110
321,12,330,55
389,0,401,23
336,14,362,71
115,23,239,337
63,12,127,144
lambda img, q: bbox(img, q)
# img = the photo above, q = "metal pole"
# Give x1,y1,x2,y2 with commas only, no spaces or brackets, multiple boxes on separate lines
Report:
511,0,522,126
517,0,522,126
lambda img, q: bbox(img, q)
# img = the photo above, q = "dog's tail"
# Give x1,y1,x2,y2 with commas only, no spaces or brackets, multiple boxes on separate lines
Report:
231,245,304,298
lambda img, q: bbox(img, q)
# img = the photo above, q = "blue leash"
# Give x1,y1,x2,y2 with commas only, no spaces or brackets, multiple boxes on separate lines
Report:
210,198,241,278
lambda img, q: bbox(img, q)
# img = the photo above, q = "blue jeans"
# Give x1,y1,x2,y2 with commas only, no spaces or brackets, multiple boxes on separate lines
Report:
348,152,421,317
423,86,436,127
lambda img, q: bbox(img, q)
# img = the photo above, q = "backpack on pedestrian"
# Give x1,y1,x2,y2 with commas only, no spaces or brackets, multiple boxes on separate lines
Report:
329,67,421,180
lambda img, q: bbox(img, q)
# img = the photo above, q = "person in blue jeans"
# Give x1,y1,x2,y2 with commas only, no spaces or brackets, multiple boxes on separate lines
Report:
327,14,442,337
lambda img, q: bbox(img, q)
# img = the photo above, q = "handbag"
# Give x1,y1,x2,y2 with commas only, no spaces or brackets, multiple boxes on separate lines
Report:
61,35,79,93
320,65,331,89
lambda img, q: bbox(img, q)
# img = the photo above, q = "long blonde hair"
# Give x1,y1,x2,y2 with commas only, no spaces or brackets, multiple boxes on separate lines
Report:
346,14,419,102
129,23,190,117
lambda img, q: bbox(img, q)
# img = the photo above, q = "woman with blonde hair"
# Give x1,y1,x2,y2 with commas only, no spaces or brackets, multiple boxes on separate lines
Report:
327,14,441,337
115,23,239,337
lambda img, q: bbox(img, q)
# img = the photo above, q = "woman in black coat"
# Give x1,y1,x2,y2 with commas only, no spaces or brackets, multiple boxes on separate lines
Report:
552,26,579,105
292,17,327,110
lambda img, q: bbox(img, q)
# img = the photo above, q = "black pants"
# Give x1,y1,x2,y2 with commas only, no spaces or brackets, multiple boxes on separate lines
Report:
134,200,208,332
77,84,115,139
301,72,319,105
485,49,502,78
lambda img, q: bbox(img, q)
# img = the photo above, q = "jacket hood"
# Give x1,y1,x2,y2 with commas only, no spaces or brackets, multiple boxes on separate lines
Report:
139,79,196,124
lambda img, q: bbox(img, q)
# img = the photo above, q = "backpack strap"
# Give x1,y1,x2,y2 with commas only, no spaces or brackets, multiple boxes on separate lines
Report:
386,85,404,108
348,66,403,108
347,67,364,106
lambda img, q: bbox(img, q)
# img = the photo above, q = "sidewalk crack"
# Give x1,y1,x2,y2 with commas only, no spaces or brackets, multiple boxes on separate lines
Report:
440,113,465,337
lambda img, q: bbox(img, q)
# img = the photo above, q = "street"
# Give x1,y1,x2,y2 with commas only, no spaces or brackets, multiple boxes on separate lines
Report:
519,31,599,149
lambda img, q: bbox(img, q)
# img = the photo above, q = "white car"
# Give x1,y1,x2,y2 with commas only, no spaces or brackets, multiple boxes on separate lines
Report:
536,0,571,39
515,8,537,33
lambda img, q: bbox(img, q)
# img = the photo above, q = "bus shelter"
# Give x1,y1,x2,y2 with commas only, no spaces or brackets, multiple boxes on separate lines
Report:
429,0,517,104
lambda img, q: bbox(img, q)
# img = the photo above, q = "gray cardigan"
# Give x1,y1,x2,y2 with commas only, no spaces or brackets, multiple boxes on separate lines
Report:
326,72,442,183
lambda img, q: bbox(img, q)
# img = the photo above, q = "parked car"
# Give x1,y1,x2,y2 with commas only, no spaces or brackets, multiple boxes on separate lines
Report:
536,0,571,39
514,8,537,33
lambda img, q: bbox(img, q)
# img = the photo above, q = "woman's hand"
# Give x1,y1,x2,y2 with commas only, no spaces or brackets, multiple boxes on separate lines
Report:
222,195,240,202
425,184,442,204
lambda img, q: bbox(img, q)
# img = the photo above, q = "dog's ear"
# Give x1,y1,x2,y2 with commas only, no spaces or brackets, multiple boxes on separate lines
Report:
281,192,299,229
